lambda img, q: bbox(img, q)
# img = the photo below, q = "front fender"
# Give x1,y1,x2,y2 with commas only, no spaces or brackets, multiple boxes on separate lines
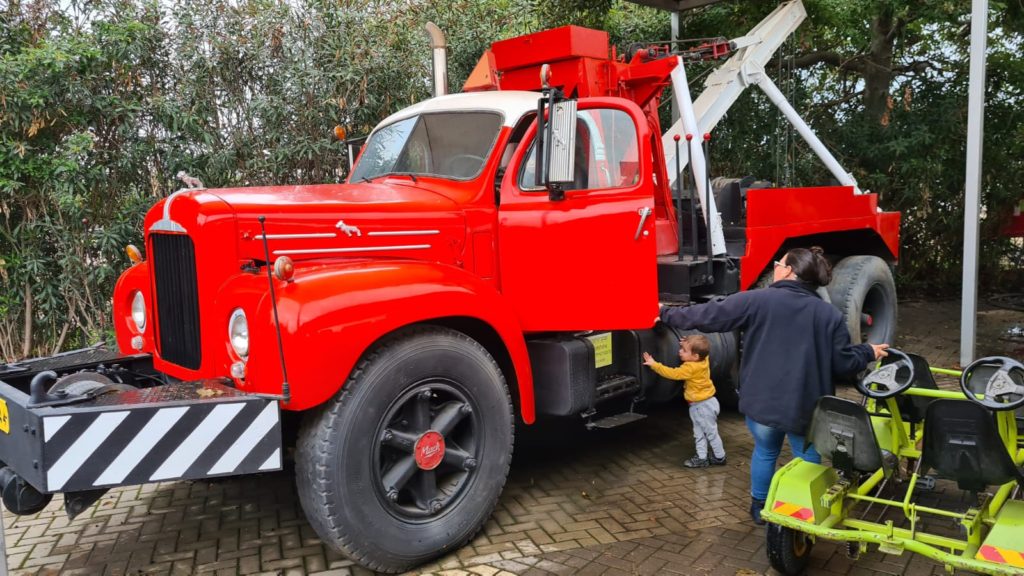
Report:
244,260,534,421
112,262,154,355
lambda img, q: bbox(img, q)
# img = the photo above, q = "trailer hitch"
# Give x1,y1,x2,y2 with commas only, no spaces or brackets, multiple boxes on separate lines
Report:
28,370,136,408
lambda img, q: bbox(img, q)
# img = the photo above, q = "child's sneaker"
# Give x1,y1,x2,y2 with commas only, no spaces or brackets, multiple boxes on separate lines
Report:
683,456,710,468
710,455,727,466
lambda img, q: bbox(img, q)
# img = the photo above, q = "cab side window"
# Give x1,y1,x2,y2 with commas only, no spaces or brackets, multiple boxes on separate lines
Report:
519,108,639,192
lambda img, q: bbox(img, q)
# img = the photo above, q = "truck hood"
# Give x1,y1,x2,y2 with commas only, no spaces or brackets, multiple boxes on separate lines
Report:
208,181,461,215
151,181,467,265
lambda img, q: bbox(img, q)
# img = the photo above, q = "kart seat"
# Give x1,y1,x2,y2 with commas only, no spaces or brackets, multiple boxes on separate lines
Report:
808,396,886,476
882,352,938,426
920,399,1024,493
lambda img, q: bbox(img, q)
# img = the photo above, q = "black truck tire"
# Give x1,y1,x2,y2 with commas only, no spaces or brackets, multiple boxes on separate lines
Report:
296,326,514,573
766,523,813,575
828,255,897,345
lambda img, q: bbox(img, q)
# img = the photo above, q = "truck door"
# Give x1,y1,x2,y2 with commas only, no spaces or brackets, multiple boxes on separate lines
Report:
497,99,658,331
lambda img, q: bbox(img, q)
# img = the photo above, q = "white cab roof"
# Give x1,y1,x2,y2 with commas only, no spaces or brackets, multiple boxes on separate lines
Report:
374,91,539,131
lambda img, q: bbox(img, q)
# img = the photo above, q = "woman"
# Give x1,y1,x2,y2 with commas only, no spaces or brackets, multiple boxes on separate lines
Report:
659,247,889,525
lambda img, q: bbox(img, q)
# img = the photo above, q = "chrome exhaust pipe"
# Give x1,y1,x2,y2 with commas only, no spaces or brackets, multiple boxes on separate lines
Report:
425,22,447,97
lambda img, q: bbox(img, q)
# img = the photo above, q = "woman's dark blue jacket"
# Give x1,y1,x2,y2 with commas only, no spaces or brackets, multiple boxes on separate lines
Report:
660,280,875,434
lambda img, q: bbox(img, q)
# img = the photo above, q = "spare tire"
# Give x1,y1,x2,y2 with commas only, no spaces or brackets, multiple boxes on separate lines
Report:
828,255,897,345
665,325,740,410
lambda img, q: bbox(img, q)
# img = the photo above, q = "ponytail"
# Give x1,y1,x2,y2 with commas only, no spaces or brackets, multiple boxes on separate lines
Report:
784,246,831,287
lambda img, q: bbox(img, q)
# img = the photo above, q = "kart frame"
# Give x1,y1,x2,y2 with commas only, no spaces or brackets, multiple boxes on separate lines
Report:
761,362,1024,575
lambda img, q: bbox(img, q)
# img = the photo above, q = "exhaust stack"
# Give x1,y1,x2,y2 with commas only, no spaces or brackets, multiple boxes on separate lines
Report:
425,22,447,97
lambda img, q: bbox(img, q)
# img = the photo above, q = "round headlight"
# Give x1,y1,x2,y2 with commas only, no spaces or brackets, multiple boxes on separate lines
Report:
131,291,146,332
229,308,249,359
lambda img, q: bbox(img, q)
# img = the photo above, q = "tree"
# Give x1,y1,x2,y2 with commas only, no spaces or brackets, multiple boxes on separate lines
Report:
1,0,1020,359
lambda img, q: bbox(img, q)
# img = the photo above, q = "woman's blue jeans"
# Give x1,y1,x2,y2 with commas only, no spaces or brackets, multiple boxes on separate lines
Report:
746,416,821,501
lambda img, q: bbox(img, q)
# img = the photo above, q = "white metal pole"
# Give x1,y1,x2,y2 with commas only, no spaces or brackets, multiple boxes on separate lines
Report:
0,505,8,576
670,58,727,255
960,0,988,366
754,73,860,192
671,12,680,125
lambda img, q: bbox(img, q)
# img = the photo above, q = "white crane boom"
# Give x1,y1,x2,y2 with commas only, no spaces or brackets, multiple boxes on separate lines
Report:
664,0,861,256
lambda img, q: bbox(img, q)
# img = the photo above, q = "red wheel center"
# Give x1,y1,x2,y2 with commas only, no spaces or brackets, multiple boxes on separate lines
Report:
414,430,445,470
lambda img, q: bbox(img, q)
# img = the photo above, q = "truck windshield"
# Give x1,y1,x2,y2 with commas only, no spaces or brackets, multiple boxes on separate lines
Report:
350,112,503,182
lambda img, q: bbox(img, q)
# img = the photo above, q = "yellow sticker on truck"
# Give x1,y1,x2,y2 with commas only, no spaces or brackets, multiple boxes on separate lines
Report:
0,397,9,434
588,333,612,368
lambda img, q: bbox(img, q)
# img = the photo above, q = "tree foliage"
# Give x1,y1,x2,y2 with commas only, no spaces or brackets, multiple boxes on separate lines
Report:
1,0,1021,360
678,0,1024,293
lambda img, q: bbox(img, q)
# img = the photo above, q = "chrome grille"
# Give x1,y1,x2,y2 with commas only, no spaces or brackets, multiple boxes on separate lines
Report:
150,234,201,369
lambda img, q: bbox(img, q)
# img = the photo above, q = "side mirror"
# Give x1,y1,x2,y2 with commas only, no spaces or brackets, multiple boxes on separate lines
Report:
545,99,577,189
535,88,577,201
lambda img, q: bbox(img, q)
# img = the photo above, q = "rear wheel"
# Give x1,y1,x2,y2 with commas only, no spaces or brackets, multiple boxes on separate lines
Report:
828,255,897,345
296,326,514,573
766,523,813,575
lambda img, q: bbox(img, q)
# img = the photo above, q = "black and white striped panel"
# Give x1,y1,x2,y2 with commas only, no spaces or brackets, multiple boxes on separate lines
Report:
41,400,281,493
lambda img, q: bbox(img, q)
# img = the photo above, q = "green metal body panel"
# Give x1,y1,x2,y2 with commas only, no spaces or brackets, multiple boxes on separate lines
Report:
977,500,1024,570
763,459,837,526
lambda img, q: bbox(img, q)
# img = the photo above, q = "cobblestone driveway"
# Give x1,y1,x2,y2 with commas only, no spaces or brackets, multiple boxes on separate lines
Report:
4,299,1023,576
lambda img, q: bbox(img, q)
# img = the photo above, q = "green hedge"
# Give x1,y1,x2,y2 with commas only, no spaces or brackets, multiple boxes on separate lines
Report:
1,0,1020,359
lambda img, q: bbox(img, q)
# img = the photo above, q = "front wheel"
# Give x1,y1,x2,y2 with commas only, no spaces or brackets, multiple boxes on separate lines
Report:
296,326,514,573
766,523,813,575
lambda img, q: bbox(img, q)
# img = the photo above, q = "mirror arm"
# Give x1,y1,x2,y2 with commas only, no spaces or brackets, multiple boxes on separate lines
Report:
535,95,546,190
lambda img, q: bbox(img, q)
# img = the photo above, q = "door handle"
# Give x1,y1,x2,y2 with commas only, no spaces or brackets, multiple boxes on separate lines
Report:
634,207,653,240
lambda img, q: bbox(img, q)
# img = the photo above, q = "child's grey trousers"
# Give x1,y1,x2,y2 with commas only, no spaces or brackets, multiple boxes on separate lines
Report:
689,397,725,459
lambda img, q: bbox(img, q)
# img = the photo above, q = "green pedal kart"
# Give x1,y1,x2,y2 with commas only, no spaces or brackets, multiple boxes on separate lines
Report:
761,350,1024,575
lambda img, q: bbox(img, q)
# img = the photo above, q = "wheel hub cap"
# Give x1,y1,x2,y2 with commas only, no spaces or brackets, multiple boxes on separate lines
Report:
414,430,445,470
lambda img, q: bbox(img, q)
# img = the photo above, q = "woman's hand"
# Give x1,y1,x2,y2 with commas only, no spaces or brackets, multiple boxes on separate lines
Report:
871,343,890,360
642,352,656,367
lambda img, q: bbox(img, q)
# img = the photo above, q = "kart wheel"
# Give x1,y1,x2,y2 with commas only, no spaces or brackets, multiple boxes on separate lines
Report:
828,255,897,345
296,326,514,573
766,523,813,575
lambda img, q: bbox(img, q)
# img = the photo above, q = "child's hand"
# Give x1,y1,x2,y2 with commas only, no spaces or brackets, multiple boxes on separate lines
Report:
642,352,656,366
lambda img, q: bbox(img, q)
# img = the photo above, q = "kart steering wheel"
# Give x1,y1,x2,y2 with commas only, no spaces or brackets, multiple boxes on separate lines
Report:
959,356,1024,411
856,348,915,399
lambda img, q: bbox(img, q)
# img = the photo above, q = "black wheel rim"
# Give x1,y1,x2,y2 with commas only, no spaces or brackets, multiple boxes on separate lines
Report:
861,283,893,344
792,531,809,556
372,379,481,521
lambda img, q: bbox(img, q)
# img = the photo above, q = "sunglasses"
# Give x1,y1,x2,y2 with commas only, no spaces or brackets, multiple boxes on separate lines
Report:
774,260,789,268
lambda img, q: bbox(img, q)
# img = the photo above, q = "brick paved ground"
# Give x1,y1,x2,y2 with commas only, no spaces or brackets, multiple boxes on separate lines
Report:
3,299,1023,576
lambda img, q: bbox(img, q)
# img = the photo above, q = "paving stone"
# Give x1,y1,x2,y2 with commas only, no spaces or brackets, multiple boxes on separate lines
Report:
1,300,1020,575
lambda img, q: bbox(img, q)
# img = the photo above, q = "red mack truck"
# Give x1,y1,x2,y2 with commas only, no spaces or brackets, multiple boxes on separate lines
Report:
0,1,898,572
